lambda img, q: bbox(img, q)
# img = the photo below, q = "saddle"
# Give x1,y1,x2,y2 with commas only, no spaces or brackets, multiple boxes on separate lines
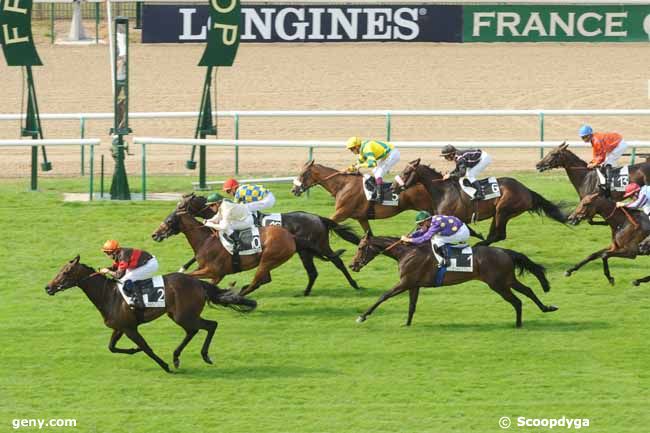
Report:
219,227,262,256
596,165,629,192
119,276,166,308
433,245,473,286
362,175,399,206
459,177,501,201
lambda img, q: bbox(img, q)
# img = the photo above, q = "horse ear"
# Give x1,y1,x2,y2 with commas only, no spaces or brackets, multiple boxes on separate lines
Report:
71,255,80,264
307,159,315,167
414,158,421,166
559,141,568,150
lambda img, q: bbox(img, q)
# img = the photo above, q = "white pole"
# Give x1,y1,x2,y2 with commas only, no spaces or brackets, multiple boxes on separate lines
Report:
107,0,114,95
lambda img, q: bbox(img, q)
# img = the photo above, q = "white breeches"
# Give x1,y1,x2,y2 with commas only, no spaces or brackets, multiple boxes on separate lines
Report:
221,216,254,236
119,257,159,283
431,225,470,247
465,152,492,183
372,148,401,180
243,192,276,213
603,141,628,167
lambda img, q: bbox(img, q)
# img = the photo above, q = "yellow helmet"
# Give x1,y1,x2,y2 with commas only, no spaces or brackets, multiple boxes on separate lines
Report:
102,239,120,253
346,136,362,149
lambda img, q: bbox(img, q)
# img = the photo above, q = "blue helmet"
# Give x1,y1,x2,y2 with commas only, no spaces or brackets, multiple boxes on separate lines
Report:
579,125,593,137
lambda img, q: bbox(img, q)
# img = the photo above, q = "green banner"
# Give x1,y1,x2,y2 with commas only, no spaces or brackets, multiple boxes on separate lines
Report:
198,0,241,66
0,0,42,65
464,5,650,42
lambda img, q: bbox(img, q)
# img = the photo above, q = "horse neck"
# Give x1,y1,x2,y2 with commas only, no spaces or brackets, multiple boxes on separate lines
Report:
561,152,594,197
313,166,350,196
414,167,447,204
77,272,119,318
370,236,413,261
179,213,212,254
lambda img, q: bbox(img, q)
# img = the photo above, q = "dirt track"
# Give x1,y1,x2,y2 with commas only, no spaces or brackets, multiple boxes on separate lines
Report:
2,40,650,179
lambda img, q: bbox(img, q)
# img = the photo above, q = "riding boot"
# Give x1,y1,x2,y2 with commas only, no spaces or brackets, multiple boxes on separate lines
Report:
124,280,144,310
472,181,484,201
604,164,613,198
433,245,449,268
231,231,241,255
365,177,378,201
375,178,384,203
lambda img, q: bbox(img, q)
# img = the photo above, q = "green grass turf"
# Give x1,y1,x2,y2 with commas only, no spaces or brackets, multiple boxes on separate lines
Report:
1,172,648,433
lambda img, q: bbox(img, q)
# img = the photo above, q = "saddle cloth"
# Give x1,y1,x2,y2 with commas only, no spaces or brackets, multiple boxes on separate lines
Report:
459,177,501,200
596,165,629,192
433,245,473,272
259,213,282,227
363,175,399,206
219,226,262,256
118,276,166,308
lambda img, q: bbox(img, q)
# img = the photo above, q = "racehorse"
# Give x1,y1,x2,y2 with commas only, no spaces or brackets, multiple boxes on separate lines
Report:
391,159,568,245
565,193,650,285
290,160,435,234
179,193,361,295
536,142,650,200
349,234,557,327
45,256,256,372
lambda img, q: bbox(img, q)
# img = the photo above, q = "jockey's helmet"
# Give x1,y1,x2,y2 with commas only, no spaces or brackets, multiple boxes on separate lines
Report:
624,182,641,198
440,145,457,157
223,178,239,193
346,136,362,149
206,192,224,204
102,239,120,253
579,124,593,138
415,211,432,224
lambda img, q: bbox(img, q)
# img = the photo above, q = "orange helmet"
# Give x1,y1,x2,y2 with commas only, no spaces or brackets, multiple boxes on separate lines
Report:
102,239,120,253
223,178,239,193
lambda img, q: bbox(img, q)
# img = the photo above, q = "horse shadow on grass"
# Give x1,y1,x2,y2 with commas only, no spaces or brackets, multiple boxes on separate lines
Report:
417,319,611,333
170,364,337,380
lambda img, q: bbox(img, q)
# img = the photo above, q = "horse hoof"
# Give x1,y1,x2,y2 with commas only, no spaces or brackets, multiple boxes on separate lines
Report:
564,270,572,277
202,354,213,365
633,280,640,286
173,358,180,369
356,316,365,324
546,305,559,312
162,363,172,373
608,277,615,286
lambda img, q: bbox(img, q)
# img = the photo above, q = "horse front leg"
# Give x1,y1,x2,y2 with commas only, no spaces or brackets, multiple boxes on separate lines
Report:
124,328,171,373
406,287,420,326
565,248,608,277
601,249,637,286
357,280,410,324
108,329,142,355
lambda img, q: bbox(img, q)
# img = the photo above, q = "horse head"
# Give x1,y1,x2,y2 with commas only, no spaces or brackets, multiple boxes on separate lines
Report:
152,208,183,241
179,193,213,218
291,159,317,196
568,192,602,225
45,255,90,295
392,158,422,193
349,233,382,272
536,142,578,172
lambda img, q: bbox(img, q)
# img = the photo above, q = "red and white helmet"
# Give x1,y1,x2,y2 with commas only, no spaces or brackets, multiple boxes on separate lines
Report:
223,178,239,194
623,182,641,198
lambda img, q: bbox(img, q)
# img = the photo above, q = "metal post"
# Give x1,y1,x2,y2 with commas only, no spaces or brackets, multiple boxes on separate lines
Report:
89,144,95,201
141,143,146,200
80,117,85,176
539,112,545,158
234,114,239,175
386,112,392,141
30,145,37,191
50,3,54,44
308,146,313,161
199,144,207,189
100,154,105,198
631,147,637,165
95,2,100,43
135,2,143,29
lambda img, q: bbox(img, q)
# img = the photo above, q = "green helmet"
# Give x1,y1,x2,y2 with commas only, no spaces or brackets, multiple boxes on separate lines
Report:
415,211,432,223
205,192,224,204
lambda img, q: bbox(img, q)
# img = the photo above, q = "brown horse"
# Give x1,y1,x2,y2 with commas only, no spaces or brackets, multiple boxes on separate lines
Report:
291,160,434,234
391,159,567,245
45,256,256,372
349,234,557,327
152,202,314,297
565,193,650,285
536,142,650,200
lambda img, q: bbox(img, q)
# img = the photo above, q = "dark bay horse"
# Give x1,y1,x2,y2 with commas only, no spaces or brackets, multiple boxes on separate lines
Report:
291,160,435,234
181,193,361,295
45,256,256,372
536,142,650,200
391,159,567,245
349,235,557,327
565,193,650,285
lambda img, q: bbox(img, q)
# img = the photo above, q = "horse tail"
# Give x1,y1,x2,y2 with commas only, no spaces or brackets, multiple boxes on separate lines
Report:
528,189,568,224
318,217,361,245
201,281,257,313
502,248,550,293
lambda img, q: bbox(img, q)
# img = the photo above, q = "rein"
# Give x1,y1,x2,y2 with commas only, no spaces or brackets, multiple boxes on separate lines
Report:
620,207,640,229
381,239,404,253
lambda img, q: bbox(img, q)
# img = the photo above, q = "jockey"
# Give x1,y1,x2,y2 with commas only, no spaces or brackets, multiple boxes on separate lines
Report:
346,136,401,202
616,182,650,215
99,240,159,309
223,178,276,214
204,198,254,250
441,145,492,200
401,211,470,268
580,124,628,194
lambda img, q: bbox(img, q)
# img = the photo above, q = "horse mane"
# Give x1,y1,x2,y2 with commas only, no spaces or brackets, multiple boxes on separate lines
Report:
560,147,588,167
417,163,444,179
